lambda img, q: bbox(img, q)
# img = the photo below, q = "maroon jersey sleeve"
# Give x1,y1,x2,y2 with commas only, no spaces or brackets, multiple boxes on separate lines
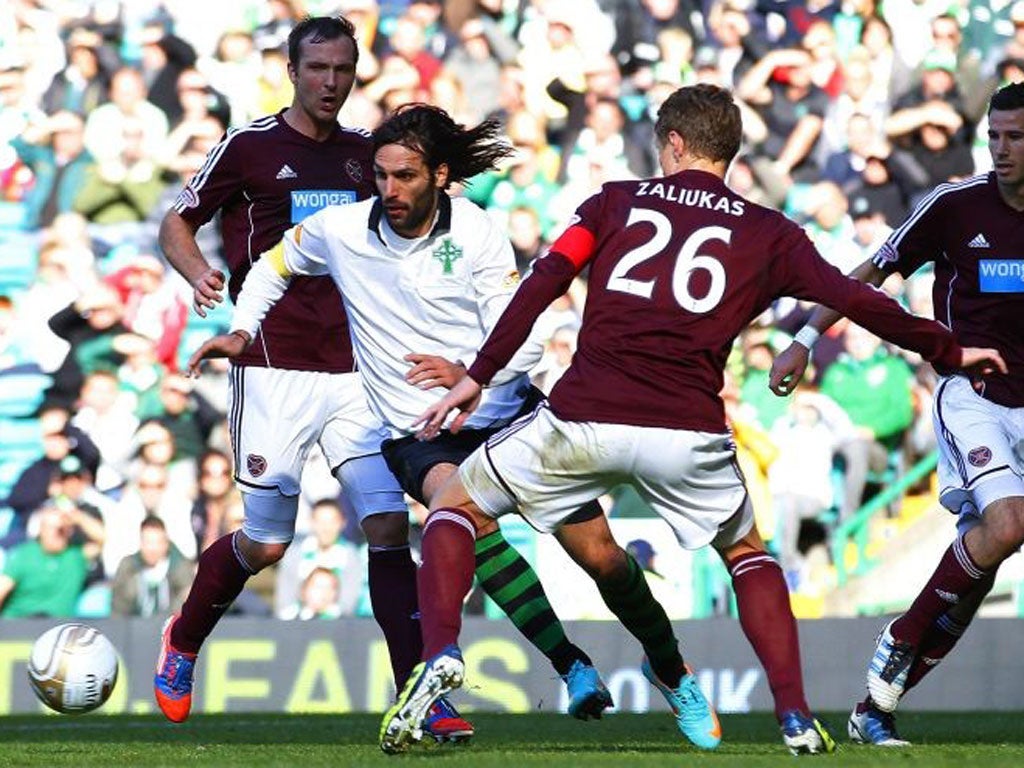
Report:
468,194,603,384
768,215,963,367
172,128,241,229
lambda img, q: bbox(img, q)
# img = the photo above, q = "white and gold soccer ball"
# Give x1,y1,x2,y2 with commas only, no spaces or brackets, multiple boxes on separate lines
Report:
26,623,119,714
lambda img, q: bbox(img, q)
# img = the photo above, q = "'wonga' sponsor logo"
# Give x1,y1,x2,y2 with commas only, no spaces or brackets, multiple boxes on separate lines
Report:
290,189,357,222
978,259,1024,293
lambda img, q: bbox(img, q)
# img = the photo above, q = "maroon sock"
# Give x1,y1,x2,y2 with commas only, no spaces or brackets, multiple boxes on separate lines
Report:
417,508,476,659
368,545,422,690
171,532,254,654
729,552,809,721
904,612,969,692
890,537,987,649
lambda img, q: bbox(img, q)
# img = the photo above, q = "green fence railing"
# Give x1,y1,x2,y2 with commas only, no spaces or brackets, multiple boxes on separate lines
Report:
831,450,939,586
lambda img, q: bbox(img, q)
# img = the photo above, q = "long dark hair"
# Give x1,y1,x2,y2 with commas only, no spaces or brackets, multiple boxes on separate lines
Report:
372,103,513,188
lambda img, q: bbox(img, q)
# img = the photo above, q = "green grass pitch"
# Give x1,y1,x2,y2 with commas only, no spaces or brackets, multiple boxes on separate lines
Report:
2,712,1023,767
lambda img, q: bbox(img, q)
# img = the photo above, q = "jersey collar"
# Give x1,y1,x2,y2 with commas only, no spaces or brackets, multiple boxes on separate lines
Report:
368,191,453,244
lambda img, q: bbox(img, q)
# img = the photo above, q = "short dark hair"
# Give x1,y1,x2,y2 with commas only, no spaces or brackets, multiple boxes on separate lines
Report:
989,81,1024,114
140,515,167,533
654,84,742,165
287,16,359,68
372,103,514,187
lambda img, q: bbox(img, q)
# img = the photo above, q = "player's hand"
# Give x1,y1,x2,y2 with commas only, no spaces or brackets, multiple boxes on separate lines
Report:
191,268,226,317
186,331,249,376
960,346,1007,376
404,353,466,389
411,375,483,440
769,342,810,396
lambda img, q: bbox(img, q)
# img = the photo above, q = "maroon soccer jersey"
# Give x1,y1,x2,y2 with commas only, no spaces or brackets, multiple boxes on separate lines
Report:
871,172,1024,408
172,112,375,372
469,169,963,432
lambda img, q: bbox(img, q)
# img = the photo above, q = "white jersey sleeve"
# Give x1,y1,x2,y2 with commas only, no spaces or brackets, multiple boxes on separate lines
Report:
471,212,545,384
230,214,332,338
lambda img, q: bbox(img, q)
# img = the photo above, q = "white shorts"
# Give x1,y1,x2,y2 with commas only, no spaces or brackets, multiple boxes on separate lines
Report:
933,375,1024,529
228,365,404,520
459,403,753,550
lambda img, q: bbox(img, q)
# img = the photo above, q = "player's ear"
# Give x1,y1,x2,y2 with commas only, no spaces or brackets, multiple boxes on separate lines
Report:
433,162,449,190
669,131,686,162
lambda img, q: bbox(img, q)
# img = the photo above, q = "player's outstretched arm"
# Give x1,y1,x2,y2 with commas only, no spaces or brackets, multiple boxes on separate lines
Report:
160,209,225,317
186,330,250,376
770,258,887,397
412,375,483,441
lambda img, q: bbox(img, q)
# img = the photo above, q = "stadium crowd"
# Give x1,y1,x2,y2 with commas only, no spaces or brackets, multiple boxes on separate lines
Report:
0,0,1017,621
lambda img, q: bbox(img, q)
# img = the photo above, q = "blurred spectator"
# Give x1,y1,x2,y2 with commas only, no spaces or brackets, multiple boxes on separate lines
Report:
46,283,129,409
768,389,851,580
253,0,303,53
885,48,973,201
531,324,578,396
43,26,111,115
255,44,293,116
138,21,199,127
926,13,986,123
820,48,889,161
202,29,261,126
274,498,363,619
506,205,546,275
464,108,561,239
737,47,828,206
150,372,221,462
625,537,688,618
280,566,344,620
5,406,100,533
112,459,196,565
821,111,886,192
444,15,519,124
383,10,442,94
801,19,843,98
110,515,193,617
70,369,139,493
11,110,93,229
41,454,109,585
738,327,792,431
845,145,907,228
802,180,862,275
858,13,910,106
127,420,195,502
105,253,188,371
847,193,893,262
82,67,169,166
704,0,766,88
0,502,96,617
190,448,239,555
162,69,230,160
73,116,167,234
820,324,915,522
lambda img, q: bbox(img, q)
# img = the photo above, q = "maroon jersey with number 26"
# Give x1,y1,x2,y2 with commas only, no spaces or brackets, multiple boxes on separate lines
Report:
469,169,964,433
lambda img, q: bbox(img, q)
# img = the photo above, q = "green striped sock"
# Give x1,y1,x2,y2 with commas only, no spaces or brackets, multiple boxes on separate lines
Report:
475,529,589,676
598,554,685,686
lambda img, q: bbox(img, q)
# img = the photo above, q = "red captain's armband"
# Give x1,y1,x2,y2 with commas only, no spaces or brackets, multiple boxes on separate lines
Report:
550,225,596,269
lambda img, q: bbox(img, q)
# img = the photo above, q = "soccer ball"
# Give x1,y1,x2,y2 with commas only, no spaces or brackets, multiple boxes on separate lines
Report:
26,623,119,714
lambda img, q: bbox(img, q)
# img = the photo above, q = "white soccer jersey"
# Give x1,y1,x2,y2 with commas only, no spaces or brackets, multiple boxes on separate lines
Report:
234,194,543,437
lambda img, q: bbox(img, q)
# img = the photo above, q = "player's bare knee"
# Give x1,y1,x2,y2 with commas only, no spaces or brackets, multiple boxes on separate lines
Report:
361,511,409,548
235,532,289,571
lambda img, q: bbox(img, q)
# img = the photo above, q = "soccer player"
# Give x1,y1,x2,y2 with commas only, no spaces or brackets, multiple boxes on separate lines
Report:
770,81,1024,746
185,104,652,729
387,83,1007,755
154,16,476,738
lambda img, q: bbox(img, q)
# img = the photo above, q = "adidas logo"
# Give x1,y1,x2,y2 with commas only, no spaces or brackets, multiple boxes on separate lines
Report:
967,233,990,248
934,588,959,604
276,164,297,180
